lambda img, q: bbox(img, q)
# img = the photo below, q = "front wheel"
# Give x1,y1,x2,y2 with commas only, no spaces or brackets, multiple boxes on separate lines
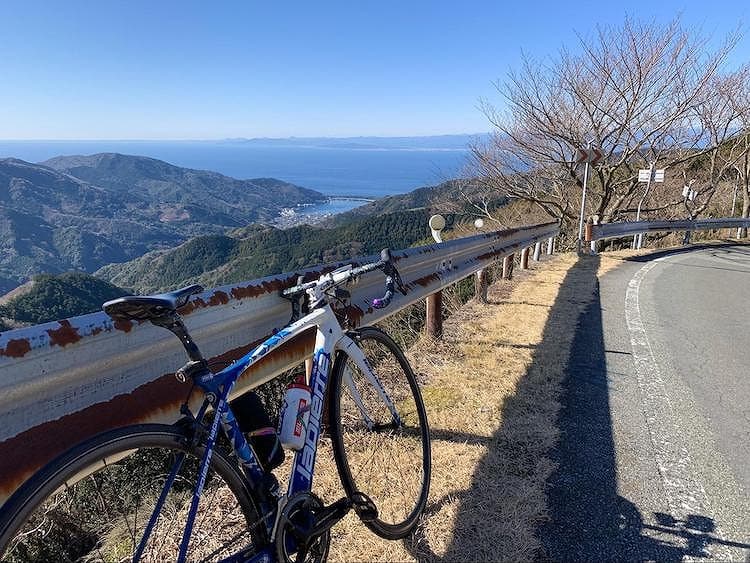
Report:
0,424,267,562
329,326,431,540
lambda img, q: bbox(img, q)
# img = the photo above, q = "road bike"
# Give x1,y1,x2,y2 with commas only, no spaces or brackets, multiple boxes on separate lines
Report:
0,249,431,562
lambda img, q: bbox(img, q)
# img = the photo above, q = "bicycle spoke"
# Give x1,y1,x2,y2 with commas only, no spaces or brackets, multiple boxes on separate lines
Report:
331,327,430,539
0,426,265,562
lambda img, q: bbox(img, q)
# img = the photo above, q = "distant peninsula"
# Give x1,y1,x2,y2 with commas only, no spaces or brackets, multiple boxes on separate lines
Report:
219,134,489,151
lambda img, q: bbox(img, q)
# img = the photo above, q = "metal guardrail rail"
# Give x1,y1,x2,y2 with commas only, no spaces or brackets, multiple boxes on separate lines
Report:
0,220,559,502
586,217,750,242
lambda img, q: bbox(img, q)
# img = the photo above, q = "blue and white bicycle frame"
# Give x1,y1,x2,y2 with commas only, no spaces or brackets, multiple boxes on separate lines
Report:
160,266,400,563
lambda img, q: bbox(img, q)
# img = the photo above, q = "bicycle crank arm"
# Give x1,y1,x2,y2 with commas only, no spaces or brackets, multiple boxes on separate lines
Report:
304,496,353,539
297,491,379,540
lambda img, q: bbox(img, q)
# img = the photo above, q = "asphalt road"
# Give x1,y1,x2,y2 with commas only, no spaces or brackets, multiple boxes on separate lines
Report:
542,245,750,562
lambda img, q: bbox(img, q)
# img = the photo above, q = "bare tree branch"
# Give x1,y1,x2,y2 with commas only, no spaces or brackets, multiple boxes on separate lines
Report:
469,17,745,234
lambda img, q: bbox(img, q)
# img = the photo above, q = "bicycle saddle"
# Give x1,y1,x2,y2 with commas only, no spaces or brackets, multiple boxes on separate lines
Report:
103,284,204,321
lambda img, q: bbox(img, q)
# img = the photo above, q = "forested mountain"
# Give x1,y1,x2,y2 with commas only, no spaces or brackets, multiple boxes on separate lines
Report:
0,208,440,325
0,155,324,292
0,160,489,325
0,272,128,325
325,179,506,226
41,153,323,223
96,208,437,293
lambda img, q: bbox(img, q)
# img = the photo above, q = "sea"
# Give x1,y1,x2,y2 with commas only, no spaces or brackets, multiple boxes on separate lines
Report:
0,140,471,217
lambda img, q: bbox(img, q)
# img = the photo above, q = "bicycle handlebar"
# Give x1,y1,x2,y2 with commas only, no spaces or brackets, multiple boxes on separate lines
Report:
281,248,407,310
280,261,383,298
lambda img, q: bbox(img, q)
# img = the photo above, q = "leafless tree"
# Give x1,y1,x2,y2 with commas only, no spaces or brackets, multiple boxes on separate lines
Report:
425,177,511,228
471,18,741,233
680,65,750,220
736,136,750,237
728,69,750,236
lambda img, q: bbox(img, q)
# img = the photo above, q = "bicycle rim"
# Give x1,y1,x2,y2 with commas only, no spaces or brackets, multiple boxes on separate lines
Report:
330,327,431,540
0,424,266,562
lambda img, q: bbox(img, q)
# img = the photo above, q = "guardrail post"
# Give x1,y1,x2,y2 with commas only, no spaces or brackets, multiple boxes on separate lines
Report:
547,237,554,254
533,242,541,261
426,291,443,339
520,247,530,269
502,255,513,279
475,269,488,303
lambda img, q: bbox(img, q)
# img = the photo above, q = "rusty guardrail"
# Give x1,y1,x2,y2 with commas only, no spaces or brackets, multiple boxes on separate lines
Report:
586,217,750,242
0,220,559,502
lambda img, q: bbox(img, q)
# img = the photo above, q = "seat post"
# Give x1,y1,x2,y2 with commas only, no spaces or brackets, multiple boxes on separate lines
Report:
151,312,204,362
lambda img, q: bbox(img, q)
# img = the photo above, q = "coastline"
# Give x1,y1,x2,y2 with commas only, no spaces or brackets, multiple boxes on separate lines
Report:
271,196,374,228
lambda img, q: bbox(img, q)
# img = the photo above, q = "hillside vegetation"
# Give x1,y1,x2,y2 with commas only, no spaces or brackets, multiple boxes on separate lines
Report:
325,179,505,226
0,154,324,292
1,172,492,324
97,209,438,293
1,206,455,324
0,272,128,325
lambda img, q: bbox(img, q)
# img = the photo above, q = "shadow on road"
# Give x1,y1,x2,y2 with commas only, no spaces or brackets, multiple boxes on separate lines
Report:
623,240,750,263
403,255,749,561
540,255,748,561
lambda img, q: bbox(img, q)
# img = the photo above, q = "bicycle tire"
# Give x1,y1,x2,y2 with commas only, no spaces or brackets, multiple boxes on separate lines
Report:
329,326,431,540
0,423,267,562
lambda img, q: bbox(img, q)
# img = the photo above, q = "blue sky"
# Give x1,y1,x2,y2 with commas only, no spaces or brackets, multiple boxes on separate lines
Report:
1,0,748,140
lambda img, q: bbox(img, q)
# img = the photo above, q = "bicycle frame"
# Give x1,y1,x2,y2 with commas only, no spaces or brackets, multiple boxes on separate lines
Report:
162,301,399,562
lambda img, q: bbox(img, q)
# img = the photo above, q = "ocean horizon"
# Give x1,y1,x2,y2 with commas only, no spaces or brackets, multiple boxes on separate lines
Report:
0,139,473,199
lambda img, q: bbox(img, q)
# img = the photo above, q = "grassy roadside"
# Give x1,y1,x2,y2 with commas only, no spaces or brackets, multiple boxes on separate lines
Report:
302,251,612,561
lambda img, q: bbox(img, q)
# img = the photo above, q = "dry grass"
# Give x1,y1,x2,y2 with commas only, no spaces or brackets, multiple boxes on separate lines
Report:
298,252,606,562
263,241,747,561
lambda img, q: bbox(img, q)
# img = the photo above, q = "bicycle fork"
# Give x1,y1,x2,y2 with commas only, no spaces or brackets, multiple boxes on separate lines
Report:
338,335,402,429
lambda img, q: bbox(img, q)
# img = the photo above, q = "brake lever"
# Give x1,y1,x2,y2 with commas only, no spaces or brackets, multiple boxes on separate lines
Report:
382,262,407,296
393,268,407,295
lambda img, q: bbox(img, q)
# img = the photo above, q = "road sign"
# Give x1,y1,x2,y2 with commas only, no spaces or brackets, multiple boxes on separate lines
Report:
681,186,696,200
575,147,603,165
638,168,665,183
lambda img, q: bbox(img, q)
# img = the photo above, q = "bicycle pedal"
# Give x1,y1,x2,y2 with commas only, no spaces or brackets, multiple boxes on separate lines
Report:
350,491,378,522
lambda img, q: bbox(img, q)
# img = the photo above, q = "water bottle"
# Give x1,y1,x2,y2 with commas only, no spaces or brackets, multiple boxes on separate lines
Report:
278,376,311,450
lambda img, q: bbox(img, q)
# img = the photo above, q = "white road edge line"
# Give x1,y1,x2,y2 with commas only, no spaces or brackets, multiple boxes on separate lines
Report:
624,257,732,561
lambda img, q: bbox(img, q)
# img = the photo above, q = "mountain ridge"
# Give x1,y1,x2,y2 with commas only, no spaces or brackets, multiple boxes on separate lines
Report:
0,154,325,292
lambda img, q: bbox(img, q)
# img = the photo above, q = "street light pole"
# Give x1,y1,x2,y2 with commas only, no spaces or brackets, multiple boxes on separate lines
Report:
576,143,592,254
